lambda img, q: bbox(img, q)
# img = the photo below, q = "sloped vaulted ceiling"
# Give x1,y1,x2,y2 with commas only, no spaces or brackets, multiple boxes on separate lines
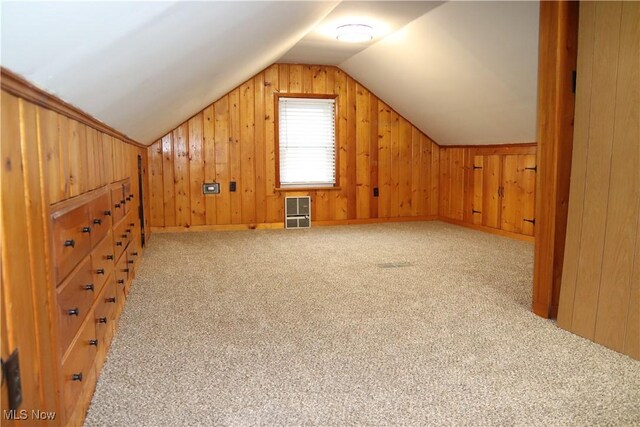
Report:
0,1,539,146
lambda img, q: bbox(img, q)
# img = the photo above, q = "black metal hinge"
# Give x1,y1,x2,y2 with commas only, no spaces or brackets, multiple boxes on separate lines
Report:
524,218,536,224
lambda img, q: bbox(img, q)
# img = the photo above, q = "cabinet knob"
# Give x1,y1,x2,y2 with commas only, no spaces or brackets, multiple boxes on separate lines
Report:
106,254,114,260
89,339,98,347
106,297,116,303
116,241,123,246
121,234,128,239
104,210,112,216
64,239,75,248
84,284,94,292
82,226,91,233
132,252,138,256
129,223,135,227
120,199,126,204
96,269,105,275
93,218,102,225
115,203,121,208
117,279,124,284
68,308,79,316
127,260,134,264
72,373,83,382
125,229,131,233
98,317,108,324
123,268,129,273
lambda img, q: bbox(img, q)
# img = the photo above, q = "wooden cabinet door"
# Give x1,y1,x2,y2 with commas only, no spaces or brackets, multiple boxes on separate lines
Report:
471,154,502,228
501,154,536,235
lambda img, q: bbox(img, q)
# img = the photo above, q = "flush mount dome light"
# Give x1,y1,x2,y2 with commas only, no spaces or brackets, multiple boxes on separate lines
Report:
336,24,373,43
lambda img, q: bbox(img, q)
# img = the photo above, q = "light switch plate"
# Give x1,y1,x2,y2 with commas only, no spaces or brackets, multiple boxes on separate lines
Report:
202,183,220,194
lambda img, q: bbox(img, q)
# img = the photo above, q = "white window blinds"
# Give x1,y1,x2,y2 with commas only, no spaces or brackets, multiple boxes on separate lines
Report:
278,97,336,187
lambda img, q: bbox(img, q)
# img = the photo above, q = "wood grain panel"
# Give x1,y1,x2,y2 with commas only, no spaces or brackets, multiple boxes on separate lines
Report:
570,1,622,340
203,105,217,224
149,141,164,227
173,123,190,227
161,133,176,227
150,65,438,229
558,1,640,360
188,113,205,226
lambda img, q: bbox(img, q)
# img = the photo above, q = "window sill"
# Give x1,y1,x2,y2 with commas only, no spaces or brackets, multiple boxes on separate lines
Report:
275,187,342,192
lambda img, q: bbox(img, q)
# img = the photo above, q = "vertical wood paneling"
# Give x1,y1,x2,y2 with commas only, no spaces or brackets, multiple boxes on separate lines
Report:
215,96,231,224
203,105,217,224
150,65,438,229
188,113,205,226
149,140,164,227
570,1,622,340
38,107,64,204
558,1,639,360
240,81,256,224
355,84,371,219
102,134,113,185
229,89,242,224
173,124,190,226
254,73,266,224
161,133,176,226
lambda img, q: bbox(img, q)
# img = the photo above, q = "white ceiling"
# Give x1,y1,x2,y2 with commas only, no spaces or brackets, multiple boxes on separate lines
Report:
0,1,540,146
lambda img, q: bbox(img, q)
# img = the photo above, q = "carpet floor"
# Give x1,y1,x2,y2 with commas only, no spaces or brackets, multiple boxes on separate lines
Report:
85,221,640,426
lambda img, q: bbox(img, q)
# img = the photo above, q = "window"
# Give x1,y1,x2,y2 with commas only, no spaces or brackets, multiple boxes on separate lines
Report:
276,95,337,188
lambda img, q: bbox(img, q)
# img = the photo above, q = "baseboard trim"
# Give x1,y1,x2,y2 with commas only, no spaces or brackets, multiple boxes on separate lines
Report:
150,215,439,233
437,217,535,243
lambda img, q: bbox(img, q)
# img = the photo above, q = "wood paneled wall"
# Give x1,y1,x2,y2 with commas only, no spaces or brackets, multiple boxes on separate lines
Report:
557,1,639,360
148,64,439,230
0,84,148,424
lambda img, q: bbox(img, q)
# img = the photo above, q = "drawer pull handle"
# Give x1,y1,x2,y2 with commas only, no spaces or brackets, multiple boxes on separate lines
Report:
89,339,98,347
82,226,91,233
93,218,102,225
125,229,131,233
68,308,79,316
121,234,128,239
115,203,121,208
106,297,116,303
84,284,94,292
72,373,83,382
129,223,135,227
106,254,114,260
64,239,75,248
104,210,112,216
128,260,134,264
121,199,126,204
116,241,123,246
132,252,138,256
123,268,130,273
98,317,108,324
96,269,105,275
117,279,125,284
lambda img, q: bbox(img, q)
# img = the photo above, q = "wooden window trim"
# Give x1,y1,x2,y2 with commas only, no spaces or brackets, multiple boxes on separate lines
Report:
274,93,340,190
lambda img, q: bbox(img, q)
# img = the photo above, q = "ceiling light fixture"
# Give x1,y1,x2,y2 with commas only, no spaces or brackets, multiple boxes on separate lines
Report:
336,24,373,43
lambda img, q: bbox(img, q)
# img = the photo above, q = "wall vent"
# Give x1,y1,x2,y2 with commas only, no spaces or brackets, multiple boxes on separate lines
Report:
285,196,311,229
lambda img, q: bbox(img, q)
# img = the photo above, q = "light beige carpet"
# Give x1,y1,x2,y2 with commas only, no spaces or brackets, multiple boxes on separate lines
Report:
85,221,640,426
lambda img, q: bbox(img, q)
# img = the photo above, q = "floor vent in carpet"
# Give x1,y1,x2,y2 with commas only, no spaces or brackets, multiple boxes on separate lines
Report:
377,262,413,268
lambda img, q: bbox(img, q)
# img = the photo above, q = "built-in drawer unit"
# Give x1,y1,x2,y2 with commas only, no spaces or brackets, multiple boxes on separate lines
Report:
56,257,96,355
49,182,142,425
90,231,115,295
60,313,98,419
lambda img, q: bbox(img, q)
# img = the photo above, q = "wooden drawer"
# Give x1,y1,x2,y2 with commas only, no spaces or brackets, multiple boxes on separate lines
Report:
91,232,115,295
52,204,92,284
123,180,132,214
114,253,130,296
57,257,96,355
110,184,125,224
60,312,98,420
88,191,112,247
112,217,131,261
94,275,117,345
